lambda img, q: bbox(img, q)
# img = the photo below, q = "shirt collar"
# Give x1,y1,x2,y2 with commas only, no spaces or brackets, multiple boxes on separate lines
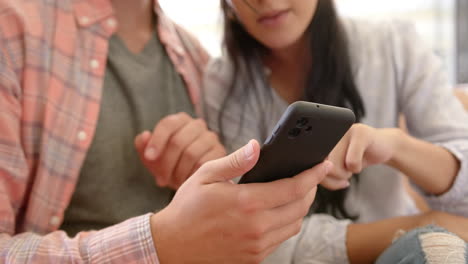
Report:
72,0,163,28
72,0,114,27
71,0,186,56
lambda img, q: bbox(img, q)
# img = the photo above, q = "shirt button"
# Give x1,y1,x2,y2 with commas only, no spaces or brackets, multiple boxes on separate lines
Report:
49,216,61,226
77,131,87,141
106,18,117,29
80,16,90,26
174,46,184,55
90,59,100,70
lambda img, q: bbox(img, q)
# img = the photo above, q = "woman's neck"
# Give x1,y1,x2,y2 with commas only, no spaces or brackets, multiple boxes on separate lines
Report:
269,41,307,68
111,0,155,53
264,38,311,103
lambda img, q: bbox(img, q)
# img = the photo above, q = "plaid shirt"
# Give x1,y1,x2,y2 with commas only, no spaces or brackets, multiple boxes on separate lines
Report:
0,0,209,262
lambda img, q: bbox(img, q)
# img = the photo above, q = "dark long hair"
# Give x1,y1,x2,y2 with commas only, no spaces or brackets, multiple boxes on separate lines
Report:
219,0,365,219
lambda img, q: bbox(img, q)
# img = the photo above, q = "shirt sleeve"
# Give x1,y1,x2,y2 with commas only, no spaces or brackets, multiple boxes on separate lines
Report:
391,21,468,215
0,214,159,263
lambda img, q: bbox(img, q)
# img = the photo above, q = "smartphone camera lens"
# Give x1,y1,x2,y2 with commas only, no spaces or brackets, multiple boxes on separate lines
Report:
288,127,301,139
296,117,309,128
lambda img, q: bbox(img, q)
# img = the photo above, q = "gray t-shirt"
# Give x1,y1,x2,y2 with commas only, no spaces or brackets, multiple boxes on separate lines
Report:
61,32,195,236
203,19,468,263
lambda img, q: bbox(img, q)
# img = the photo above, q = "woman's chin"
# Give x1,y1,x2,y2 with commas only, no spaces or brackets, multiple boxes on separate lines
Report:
264,42,302,53
257,33,305,52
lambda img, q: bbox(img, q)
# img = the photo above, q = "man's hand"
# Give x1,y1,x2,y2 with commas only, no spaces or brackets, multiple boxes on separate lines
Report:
151,140,332,264
135,112,226,190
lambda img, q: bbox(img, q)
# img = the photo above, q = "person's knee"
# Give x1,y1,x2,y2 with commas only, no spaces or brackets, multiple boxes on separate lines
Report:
376,225,467,264
419,231,466,264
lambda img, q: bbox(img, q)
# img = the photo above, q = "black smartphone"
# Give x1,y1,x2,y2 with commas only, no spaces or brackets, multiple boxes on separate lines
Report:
238,101,355,184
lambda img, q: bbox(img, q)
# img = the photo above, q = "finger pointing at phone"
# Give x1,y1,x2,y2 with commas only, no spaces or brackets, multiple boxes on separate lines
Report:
321,124,397,190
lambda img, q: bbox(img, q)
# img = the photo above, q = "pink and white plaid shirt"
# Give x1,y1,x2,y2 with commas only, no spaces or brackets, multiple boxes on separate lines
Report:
0,0,209,262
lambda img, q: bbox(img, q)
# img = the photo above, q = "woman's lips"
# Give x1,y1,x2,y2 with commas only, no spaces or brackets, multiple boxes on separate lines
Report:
257,9,290,26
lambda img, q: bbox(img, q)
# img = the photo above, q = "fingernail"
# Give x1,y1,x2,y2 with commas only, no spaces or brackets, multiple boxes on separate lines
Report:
243,141,254,160
324,161,333,174
155,175,166,186
343,181,351,188
145,147,157,160
142,131,151,140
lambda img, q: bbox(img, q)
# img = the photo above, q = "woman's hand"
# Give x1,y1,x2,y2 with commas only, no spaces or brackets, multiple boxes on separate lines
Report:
321,124,402,190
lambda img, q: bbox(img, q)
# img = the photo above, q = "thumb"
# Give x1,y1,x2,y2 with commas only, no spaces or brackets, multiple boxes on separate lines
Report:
198,140,260,184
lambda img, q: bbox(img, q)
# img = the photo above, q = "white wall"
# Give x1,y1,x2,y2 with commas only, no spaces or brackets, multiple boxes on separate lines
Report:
160,0,222,56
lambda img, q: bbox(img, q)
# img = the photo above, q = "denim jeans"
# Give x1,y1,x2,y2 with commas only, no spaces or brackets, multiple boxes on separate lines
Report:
376,225,468,264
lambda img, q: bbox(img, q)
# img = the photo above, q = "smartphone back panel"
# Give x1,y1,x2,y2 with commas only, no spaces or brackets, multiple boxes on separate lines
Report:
239,101,355,184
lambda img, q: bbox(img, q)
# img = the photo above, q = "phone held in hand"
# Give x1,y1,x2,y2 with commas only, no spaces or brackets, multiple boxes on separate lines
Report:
239,101,355,184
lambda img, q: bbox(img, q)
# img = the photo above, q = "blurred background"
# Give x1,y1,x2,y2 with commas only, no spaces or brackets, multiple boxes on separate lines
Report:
160,0,467,85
